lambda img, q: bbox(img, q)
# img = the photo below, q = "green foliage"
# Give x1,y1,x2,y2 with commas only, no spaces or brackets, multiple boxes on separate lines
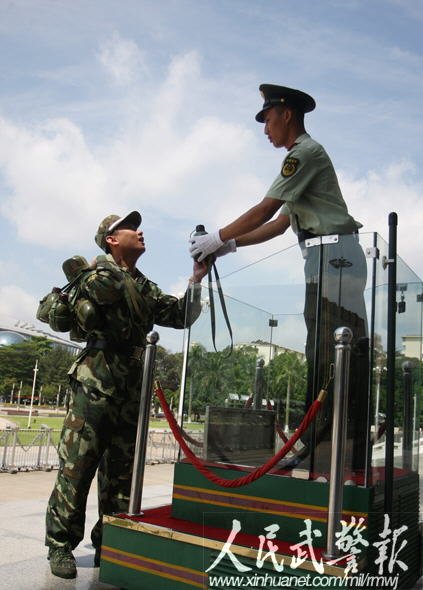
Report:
38,346,75,401
375,355,423,426
0,336,51,384
267,350,307,403
0,337,75,402
155,346,183,392
182,345,309,420
186,344,258,415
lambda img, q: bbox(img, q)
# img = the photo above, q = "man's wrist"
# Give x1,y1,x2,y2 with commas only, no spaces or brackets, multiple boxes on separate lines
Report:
218,228,227,242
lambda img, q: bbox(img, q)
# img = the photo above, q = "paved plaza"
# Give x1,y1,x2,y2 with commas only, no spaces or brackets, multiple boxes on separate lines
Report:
0,464,174,590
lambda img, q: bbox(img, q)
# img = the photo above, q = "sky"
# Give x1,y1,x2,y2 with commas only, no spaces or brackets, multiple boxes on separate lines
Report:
0,0,422,353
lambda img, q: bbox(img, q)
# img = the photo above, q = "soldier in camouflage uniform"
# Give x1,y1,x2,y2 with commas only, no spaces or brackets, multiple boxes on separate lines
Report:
45,210,207,579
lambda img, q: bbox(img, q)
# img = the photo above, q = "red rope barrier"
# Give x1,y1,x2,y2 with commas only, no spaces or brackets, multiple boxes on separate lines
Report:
244,396,253,409
154,382,324,488
181,428,203,448
275,422,290,444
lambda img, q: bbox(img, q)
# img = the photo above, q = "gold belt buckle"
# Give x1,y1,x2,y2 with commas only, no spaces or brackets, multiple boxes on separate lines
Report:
131,346,144,361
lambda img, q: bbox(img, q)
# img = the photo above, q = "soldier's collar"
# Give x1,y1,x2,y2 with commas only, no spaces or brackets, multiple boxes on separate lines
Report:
288,133,309,150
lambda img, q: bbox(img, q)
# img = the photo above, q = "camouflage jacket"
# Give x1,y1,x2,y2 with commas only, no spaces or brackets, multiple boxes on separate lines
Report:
68,254,201,398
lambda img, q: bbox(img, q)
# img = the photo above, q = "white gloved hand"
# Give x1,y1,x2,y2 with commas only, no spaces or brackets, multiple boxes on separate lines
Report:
189,231,224,262
214,239,237,258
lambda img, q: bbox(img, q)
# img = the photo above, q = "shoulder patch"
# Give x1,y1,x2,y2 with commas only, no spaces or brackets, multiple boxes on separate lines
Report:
281,157,299,178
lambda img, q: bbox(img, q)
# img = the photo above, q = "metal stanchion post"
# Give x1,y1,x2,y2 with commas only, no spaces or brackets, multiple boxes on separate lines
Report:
8,428,18,474
324,326,352,560
254,358,265,410
45,427,52,470
128,331,159,516
402,361,413,471
2,429,10,469
36,431,43,468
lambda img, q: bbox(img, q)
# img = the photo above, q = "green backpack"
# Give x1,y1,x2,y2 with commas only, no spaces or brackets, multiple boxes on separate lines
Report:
36,256,99,341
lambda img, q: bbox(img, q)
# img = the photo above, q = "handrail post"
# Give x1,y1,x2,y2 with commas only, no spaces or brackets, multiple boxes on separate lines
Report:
402,361,413,471
8,427,19,474
128,331,159,516
43,426,53,471
324,326,352,559
2,429,10,469
254,358,265,410
385,212,397,517
36,431,43,468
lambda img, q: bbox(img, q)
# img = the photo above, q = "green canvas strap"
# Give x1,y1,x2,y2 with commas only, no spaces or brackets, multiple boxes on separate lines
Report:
207,261,233,356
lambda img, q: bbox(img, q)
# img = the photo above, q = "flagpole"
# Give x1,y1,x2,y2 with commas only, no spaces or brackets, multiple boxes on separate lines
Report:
27,359,39,428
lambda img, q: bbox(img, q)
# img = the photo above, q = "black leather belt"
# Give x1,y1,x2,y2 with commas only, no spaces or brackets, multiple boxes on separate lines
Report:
86,338,145,361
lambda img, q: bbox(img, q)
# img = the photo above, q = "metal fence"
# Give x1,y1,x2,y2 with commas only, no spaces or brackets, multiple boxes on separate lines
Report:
0,427,203,473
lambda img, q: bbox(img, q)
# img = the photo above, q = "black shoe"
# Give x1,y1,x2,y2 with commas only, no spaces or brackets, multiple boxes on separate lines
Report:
94,547,101,567
48,546,77,579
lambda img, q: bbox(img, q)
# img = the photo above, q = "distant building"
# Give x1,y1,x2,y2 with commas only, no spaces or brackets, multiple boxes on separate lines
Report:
0,316,82,355
237,340,305,365
401,335,422,361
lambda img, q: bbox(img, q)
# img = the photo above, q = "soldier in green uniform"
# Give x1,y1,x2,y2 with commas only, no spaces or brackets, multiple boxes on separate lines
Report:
46,210,207,579
190,84,369,473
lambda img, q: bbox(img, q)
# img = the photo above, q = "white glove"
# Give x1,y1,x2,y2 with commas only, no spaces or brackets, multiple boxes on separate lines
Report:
189,231,224,262
215,239,237,258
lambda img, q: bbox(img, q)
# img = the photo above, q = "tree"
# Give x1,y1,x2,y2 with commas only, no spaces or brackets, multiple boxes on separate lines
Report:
153,346,183,415
185,344,259,418
0,337,74,404
0,337,52,387
38,346,76,402
267,351,307,429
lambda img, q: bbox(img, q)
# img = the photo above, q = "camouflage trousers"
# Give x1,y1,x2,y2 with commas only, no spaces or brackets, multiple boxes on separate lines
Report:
45,379,141,550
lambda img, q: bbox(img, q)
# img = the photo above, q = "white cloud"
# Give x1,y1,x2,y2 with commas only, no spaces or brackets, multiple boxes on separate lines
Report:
0,44,257,250
98,31,147,85
0,285,39,322
0,117,108,247
339,160,423,278
168,276,191,297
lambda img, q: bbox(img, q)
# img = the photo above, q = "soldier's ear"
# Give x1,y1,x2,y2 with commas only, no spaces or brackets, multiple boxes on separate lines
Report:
283,107,293,123
105,234,118,249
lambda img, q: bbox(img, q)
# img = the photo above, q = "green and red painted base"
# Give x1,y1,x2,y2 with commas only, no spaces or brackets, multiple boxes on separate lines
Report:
100,462,421,589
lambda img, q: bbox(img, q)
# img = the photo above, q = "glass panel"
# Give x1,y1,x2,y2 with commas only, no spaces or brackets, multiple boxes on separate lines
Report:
178,230,422,488
180,242,309,470
395,250,422,474
368,233,389,478
307,234,370,476
182,283,276,467
368,233,422,480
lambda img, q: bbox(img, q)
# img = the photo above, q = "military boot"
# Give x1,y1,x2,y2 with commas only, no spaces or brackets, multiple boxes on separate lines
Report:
48,546,77,579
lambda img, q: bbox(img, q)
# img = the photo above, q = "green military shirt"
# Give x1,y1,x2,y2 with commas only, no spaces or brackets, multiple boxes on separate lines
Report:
265,133,362,236
68,254,201,397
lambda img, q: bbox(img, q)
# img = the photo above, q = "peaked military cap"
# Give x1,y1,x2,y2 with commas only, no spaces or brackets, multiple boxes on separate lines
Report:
95,210,142,252
255,84,316,122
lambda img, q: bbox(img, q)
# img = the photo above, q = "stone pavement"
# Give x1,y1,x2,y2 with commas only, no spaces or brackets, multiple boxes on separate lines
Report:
0,464,174,590
0,416,16,428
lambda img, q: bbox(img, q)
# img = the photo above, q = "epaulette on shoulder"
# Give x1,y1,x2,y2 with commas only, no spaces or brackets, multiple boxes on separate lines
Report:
94,254,125,280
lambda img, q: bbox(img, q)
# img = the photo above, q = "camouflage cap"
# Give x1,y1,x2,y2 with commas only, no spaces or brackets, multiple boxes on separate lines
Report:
95,211,142,252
